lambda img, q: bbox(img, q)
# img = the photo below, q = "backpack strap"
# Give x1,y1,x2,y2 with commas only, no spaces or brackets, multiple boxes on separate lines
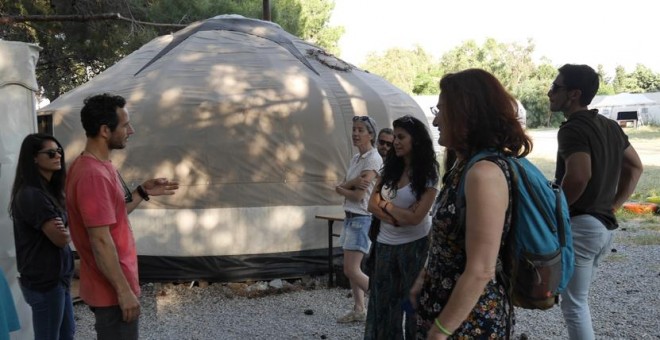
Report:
455,150,505,228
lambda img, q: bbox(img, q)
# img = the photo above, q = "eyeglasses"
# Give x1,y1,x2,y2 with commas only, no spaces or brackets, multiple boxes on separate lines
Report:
37,148,63,159
550,83,569,93
352,116,376,134
430,106,439,116
378,139,393,147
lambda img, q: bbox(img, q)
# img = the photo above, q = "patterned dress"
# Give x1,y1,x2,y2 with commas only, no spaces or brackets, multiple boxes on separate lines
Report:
416,157,514,339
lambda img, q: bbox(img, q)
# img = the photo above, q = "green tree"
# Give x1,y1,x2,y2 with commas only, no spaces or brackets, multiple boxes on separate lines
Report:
361,45,438,94
517,63,562,128
0,0,342,98
596,65,615,95
630,64,660,92
292,0,343,54
612,66,642,93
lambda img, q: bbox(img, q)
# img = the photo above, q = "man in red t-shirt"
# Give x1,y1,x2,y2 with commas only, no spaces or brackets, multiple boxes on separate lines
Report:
66,94,178,339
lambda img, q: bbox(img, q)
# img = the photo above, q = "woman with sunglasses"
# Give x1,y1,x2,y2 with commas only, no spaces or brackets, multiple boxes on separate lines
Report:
334,115,382,323
411,69,532,339
364,115,439,339
9,133,75,340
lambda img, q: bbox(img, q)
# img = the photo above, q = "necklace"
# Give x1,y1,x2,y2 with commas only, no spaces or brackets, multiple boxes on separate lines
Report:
83,149,106,162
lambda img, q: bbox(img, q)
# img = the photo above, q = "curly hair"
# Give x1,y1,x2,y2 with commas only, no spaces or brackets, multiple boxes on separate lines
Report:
379,115,439,201
439,68,532,158
80,93,126,137
9,133,66,216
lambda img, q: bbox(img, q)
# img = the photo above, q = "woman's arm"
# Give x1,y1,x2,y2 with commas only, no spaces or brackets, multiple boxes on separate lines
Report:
428,160,508,336
336,170,378,202
381,187,438,226
42,217,70,248
367,178,397,225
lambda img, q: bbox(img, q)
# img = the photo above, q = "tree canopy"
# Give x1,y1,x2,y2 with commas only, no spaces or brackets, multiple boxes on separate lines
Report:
0,0,342,99
358,39,660,128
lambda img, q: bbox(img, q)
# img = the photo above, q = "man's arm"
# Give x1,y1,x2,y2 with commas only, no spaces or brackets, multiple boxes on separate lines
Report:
560,152,591,205
88,227,140,322
612,145,643,210
125,178,179,214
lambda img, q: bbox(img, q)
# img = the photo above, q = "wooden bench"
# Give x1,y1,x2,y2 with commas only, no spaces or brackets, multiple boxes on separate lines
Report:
314,214,344,287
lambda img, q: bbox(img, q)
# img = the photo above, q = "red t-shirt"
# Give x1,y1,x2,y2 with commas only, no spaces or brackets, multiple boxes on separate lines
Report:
65,154,139,307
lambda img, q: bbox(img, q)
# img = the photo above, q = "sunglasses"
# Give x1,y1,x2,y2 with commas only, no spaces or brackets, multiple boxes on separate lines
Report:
378,139,393,147
117,171,133,203
37,148,63,159
352,116,376,134
430,106,439,116
396,115,417,124
550,83,569,93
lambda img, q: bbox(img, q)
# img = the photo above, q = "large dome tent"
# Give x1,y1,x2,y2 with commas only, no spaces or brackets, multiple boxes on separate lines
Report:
38,15,429,282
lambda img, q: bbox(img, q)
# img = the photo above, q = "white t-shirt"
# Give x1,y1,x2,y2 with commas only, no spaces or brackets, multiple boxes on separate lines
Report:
378,181,438,245
343,148,383,215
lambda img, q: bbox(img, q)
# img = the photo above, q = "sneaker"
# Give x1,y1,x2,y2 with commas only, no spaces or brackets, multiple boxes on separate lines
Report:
337,310,366,323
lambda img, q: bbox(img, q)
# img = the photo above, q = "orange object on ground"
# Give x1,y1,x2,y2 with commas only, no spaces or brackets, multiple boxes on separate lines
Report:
622,202,658,214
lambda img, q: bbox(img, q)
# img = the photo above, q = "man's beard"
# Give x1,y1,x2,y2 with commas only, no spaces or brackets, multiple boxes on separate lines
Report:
108,136,126,150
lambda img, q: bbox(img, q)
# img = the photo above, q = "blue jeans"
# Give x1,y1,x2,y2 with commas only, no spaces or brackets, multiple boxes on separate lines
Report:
338,215,372,254
90,305,139,340
560,214,613,340
20,282,75,340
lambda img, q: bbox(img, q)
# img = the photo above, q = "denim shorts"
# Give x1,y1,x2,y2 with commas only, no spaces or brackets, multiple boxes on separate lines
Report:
338,215,372,254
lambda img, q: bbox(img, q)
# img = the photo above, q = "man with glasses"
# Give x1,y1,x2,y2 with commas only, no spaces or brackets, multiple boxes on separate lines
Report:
65,94,179,340
549,64,643,340
376,128,394,159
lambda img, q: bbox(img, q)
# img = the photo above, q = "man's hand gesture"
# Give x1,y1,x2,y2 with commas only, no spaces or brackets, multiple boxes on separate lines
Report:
142,178,179,196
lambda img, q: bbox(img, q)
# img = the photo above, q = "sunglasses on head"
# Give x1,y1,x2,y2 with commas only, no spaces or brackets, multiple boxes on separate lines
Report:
378,139,393,147
37,148,63,159
396,115,416,124
352,116,375,133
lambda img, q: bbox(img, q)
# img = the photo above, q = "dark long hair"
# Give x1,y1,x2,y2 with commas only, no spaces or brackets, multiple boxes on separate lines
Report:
9,133,66,216
439,68,532,158
380,115,439,201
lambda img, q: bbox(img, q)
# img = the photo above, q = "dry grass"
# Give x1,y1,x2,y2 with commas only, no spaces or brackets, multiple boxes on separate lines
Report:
525,127,660,224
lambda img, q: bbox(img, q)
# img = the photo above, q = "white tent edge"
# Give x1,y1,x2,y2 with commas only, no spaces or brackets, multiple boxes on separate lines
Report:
0,39,40,340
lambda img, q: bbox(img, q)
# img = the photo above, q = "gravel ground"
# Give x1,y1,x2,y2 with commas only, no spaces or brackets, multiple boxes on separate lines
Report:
73,224,660,340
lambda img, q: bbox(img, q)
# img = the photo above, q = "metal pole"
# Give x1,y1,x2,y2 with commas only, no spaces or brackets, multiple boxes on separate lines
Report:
262,0,271,21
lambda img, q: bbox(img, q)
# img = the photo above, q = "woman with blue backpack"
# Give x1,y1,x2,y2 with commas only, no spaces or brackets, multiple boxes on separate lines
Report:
410,69,533,339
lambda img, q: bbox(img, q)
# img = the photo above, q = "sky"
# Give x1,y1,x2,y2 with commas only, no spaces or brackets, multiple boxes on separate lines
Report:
329,0,660,77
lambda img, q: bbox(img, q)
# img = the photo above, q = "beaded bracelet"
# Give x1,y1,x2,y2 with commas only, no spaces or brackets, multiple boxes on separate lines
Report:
434,318,452,336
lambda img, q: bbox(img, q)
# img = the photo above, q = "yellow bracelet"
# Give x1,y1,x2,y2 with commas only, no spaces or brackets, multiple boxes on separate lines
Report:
434,318,452,336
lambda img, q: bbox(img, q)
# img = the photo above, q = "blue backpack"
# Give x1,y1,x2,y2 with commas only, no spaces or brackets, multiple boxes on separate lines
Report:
458,150,574,310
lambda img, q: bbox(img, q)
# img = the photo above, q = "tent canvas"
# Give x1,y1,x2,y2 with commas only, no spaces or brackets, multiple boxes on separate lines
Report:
590,92,658,124
591,92,656,108
38,16,430,282
0,40,41,340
